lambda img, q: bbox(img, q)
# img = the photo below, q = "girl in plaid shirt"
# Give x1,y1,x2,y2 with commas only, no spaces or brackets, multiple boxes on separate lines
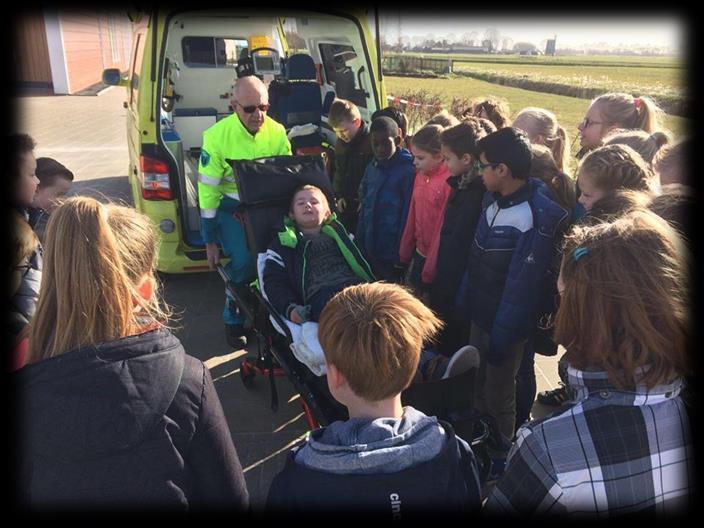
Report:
485,209,694,518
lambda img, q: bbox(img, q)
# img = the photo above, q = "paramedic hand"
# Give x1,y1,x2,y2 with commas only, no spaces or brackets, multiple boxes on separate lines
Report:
336,198,347,213
206,242,220,269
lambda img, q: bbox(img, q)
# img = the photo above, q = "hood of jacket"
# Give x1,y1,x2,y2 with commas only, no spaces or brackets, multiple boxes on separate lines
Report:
293,406,447,474
277,212,341,248
15,328,185,461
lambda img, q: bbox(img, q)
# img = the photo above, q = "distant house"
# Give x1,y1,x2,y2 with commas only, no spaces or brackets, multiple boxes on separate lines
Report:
13,9,133,94
421,44,490,54
448,45,490,54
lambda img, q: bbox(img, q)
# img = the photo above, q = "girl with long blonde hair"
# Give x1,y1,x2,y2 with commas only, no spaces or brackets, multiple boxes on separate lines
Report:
17,197,249,510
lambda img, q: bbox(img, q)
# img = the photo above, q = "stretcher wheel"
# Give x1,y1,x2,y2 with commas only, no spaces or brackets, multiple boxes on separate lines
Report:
240,361,256,388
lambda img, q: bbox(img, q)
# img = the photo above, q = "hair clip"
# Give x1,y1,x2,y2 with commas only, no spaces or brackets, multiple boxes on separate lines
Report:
573,247,590,262
634,97,642,109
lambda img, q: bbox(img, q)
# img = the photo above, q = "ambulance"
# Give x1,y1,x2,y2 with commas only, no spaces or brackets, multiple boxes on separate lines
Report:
103,8,387,273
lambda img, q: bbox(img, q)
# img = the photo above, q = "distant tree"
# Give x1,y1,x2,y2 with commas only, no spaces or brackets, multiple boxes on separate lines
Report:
500,36,514,52
483,28,501,51
378,33,393,52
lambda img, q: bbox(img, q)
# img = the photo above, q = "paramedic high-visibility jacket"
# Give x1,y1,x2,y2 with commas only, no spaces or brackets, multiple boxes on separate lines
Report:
197,113,291,243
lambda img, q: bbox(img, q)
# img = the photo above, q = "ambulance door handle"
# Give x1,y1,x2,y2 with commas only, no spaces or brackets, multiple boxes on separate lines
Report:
357,66,370,97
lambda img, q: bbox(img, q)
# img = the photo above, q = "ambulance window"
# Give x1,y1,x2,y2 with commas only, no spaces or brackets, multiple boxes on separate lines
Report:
182,37,248,68
319,43,366,108
130,33,146,104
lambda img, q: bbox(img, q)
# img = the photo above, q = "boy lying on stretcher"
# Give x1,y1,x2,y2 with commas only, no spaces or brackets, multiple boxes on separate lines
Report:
261,185,476,380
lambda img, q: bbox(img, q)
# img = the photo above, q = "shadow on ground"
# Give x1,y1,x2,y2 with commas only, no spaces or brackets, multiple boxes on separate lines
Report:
159,269,309,509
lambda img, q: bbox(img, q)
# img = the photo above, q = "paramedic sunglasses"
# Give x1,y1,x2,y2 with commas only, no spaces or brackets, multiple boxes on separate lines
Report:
235,102,270,114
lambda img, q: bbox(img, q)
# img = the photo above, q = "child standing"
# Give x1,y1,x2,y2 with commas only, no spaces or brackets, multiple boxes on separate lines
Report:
356,117,415,282
512,106,571,173
514,144,576,430
536,143,653,409
328,98,374,234
27,157,75,243
576,92,666,159
266,282,482,515
577,143,653,215
9,133,42,351
425,109,460,128
653,138,688,186
467,98,511,129
486,210,694,517
16,197,249,509
427,118,494,354
527,145,577,217
398,124,452,296
371,106,410,150
602,127,671,165
460,127,568,444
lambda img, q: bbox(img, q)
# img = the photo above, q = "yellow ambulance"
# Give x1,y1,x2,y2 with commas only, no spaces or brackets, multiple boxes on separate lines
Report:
103,8,387,273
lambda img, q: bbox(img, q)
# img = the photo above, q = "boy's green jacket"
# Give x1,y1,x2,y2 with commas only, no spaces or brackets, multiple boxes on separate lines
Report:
261,213,374,317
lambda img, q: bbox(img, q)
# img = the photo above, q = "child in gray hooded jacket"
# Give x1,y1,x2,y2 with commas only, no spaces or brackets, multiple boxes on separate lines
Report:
265,282,481,518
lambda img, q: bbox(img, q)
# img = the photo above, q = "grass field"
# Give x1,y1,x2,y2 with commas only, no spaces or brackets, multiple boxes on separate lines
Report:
452,61,682,95
391,52,682,69
384,53,687,117
383,74,688,166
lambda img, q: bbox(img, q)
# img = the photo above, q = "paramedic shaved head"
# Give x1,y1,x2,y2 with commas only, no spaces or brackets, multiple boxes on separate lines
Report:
232,76,270,134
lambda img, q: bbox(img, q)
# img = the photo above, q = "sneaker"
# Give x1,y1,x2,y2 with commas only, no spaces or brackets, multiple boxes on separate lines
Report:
225,324,247,350
421,354,448,381
536,383,569,406
442,345,480,380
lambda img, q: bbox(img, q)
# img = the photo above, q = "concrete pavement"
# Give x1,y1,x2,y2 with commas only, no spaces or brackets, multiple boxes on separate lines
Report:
13,86,563,509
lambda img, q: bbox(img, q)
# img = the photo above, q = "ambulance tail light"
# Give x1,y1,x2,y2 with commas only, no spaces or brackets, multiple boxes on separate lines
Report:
140,155,174,200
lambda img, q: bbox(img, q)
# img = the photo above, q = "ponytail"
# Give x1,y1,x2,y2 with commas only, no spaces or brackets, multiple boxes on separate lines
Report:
595,92,664,134
551,125,570,173
603,128,671,164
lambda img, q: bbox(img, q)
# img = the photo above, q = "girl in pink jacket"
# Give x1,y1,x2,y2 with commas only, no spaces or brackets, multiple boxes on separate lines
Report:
399,124,452,296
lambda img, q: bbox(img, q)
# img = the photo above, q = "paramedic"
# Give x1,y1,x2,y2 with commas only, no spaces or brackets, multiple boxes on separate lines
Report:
198,75,292,348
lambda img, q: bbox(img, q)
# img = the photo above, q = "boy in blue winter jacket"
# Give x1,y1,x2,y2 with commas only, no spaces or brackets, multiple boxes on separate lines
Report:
266,282,482,517
459,127,569,444
356,116,415,282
